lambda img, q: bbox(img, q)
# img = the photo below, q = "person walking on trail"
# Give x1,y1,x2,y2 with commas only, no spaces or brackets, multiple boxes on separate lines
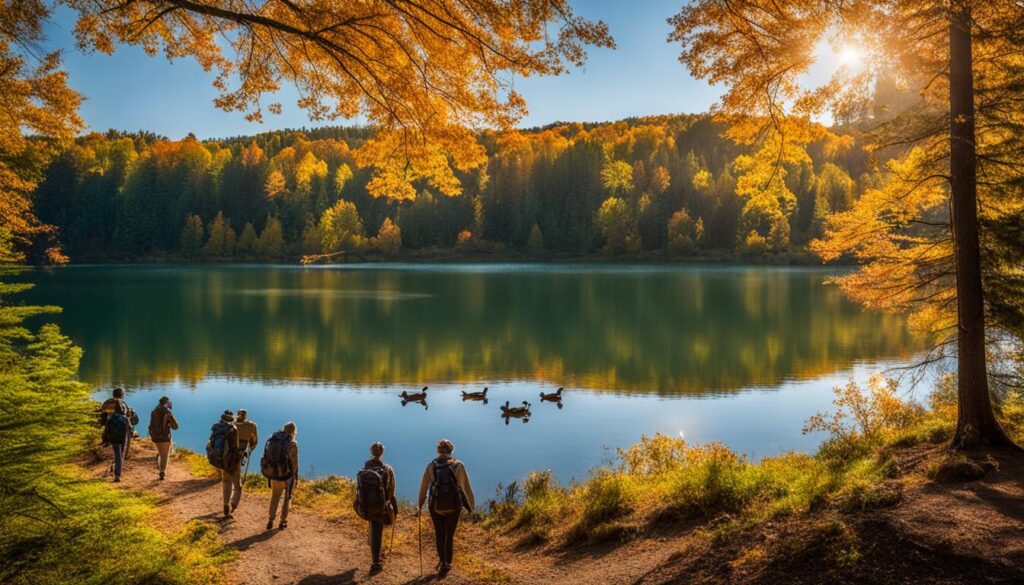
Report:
354,442,398,574
417,439,475,577
101,402,132,482
207,410,242,519
263,421,299,530
100,385,139,459
234,409,259,476
148,396,179,481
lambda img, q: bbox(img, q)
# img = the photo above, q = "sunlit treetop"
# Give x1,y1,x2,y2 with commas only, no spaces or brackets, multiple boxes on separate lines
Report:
67,0,615,200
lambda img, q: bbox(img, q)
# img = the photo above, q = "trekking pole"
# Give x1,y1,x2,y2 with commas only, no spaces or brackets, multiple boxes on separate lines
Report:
243,450,252,484
417,508,423,576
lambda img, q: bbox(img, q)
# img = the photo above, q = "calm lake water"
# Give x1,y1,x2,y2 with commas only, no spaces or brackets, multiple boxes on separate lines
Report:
23,264,922,499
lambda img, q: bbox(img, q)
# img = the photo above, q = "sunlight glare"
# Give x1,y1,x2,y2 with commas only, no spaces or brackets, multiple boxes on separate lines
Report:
839,44,862,68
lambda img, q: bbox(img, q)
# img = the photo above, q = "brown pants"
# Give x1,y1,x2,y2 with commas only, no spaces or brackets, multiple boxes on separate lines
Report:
268,478,294,523
154,441,171,474
221,466,242,510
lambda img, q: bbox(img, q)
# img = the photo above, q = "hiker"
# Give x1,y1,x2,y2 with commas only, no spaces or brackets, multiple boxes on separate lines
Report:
148,396,179,481
207,410,242,519
235,409,259,467
417,439,475,577
100,389,140,434
354,442,398,574
262,421,299,530
101,402,132,482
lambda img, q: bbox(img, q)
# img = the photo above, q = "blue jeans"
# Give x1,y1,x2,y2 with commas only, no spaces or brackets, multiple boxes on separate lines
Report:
112,443,125,478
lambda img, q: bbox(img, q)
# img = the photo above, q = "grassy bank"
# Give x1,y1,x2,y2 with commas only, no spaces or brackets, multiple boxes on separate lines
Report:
484,375,1024,548
0,271,234,585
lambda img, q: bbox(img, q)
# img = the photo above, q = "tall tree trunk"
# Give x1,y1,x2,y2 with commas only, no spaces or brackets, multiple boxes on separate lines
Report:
948,1,1014,448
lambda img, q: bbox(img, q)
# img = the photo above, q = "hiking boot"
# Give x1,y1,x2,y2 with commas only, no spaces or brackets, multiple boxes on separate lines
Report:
159,472,165,481
369,563,383,574
438,563,451,577
113,476,121,483
278,520,288,529
223,507,232,519
266,521,274,531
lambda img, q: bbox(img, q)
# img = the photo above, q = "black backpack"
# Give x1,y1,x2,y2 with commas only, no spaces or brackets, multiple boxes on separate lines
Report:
206,422,234,470
103,412,130,444
429,459,462,516
354,465,390,521
260,431,293,480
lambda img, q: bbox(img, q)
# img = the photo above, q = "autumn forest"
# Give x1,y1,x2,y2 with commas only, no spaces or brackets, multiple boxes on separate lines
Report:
4,0,1024,584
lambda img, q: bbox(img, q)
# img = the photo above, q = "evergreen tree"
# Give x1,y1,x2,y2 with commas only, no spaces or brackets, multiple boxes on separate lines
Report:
179,214,204,258
527,222,544,253
236,222,258,256
202,211,236,257
256,215,285,259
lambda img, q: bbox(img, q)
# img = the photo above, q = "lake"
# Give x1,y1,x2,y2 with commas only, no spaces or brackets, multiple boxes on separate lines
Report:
22,263,923,500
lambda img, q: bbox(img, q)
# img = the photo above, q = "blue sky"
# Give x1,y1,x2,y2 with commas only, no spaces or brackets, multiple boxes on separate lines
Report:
45,1,729,140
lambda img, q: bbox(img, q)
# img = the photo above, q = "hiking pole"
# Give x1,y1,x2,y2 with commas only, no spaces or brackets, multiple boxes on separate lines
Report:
243,450,252,483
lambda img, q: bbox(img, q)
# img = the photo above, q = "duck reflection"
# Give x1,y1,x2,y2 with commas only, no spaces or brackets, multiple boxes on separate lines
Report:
461,387,489,405
400,386,429,410
501,400,531,425
539,387,564,409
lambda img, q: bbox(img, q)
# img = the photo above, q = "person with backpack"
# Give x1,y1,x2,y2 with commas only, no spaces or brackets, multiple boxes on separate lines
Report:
262,421,299,530
102,402,132,482
354,442,398,574
234,409,258,478
100,385,139,428
207,410,242,519
148,396,179,481
417,439,475,577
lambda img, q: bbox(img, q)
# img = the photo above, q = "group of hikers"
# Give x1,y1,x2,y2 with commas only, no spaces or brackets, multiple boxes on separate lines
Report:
98,387,476,577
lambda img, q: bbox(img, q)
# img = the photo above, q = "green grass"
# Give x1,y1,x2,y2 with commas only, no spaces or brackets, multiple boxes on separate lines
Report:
485,374,1017,547
1,465,234,585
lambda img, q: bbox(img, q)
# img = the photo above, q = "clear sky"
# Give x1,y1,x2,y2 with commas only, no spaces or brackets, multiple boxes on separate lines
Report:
43,1,730,140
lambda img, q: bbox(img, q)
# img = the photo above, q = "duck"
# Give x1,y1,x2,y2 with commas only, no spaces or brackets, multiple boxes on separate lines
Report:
461,387,489,403
400,386,428,402
501,400,531,417
539,387,563,402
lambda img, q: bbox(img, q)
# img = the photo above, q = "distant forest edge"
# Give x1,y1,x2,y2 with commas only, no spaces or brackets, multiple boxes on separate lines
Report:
33,114,878,263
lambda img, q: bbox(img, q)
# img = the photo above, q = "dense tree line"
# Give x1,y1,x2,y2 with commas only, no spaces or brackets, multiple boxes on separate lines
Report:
32,115,873,261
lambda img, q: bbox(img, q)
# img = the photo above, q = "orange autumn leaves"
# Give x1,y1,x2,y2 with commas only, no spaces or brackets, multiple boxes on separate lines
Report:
67,0,614,200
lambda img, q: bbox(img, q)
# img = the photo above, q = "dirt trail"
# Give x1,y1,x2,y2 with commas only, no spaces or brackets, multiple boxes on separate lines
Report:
85,439,681,585
85,440,1024,584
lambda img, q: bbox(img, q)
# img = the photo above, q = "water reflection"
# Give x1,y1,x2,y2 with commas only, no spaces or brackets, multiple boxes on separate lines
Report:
21,264,924,394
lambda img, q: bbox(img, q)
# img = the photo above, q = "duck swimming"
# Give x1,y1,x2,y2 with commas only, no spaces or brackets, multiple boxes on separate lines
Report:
539,387,563,402
400,386,428,401
501,400,531,416
461,387,489,404
500,400,531,425
400,387,429,409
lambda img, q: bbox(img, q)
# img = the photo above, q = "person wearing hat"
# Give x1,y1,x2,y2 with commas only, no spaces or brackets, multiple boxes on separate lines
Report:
214,410,242,519
359,442,398,574
148,396,179,480
234,409,259,476
417,439,475,577
267,421,299,529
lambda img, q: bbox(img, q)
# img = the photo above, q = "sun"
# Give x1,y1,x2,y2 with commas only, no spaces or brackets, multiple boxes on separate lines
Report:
839,45,862,67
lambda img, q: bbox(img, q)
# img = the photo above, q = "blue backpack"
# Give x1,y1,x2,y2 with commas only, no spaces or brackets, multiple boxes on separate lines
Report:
206,422,235,469
103,412,129,444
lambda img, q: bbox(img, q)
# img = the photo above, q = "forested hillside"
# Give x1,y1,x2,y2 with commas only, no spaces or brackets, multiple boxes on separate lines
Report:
32,115,873,261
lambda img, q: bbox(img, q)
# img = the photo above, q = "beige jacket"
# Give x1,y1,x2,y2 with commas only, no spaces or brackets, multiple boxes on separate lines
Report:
235,420,258,451
417,457,475,511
